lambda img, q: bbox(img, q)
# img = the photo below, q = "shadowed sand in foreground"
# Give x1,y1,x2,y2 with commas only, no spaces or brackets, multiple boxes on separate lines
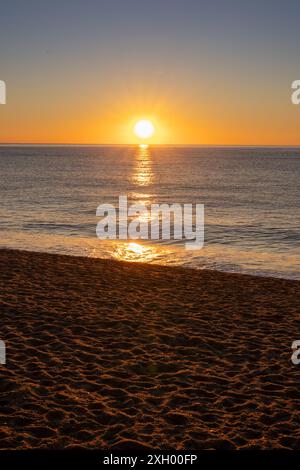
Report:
0,249,299,450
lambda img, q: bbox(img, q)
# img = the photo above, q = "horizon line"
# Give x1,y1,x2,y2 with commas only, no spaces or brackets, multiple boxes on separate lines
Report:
1,143,300,148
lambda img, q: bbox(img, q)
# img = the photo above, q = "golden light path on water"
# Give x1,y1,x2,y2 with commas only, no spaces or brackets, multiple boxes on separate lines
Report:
131,144,154,187
113,242,159,263
113,144,157,263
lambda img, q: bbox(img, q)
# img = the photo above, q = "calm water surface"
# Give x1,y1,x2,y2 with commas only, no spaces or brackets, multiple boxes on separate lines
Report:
0,145,299,279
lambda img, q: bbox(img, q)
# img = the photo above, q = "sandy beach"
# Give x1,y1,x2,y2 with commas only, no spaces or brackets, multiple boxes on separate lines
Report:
0,248,299,450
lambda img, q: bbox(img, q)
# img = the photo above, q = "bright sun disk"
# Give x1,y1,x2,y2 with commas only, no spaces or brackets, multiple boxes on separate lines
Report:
134,119,155,139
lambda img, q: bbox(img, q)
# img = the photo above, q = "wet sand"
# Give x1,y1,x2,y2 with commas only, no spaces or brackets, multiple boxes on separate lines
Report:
0,248,299,450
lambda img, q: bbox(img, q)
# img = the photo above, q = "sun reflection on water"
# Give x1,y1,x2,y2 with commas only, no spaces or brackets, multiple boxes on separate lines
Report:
126,242,146,255
112,146,159,263
113,242,157,263
131,144,154,187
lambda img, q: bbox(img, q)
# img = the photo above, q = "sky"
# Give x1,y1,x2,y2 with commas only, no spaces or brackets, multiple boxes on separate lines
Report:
0,0,300,145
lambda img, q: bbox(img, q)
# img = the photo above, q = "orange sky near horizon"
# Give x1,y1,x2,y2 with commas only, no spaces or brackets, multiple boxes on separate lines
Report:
1,81,300,146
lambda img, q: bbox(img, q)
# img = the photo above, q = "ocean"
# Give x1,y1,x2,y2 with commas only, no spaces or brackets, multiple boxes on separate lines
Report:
0,145,299,279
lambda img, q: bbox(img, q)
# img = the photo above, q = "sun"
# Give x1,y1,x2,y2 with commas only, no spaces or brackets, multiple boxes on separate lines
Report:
134,119,155,139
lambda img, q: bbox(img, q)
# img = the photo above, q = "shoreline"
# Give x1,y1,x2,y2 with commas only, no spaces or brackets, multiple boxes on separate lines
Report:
1,245,299,282
1,248,299,449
